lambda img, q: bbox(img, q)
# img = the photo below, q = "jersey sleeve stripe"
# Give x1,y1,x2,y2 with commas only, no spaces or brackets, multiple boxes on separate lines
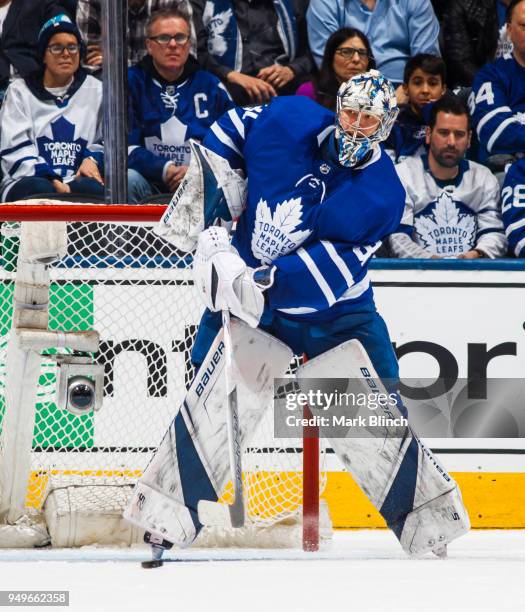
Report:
505,218,525,236
9,155,38,176
514,236,525,257
476,227,505,238
210,123,242,157
227,109,245,140
0,139,34,157
321,240,354,286
339,273,370,301
487,117,519,153
297,247,336,306
476,106,512,137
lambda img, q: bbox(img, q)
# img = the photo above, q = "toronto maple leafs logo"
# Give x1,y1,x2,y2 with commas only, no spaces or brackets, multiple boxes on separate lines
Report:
251,197,312,264
414,192,476,256
36,117,87,178
203,1,232,57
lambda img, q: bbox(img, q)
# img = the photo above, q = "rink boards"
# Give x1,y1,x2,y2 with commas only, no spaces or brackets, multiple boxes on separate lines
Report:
2,259,525,528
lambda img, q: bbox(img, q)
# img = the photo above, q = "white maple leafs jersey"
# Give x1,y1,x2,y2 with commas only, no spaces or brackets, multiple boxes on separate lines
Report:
202,96,406,321
502,157,525,257
0,72,103,200
390,155,506,259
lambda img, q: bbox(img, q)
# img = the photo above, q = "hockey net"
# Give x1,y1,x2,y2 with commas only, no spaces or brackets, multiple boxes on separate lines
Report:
0,201,329,549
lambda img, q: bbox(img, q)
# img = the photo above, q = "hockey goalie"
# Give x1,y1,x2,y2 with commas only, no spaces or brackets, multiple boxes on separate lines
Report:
124,70,470,561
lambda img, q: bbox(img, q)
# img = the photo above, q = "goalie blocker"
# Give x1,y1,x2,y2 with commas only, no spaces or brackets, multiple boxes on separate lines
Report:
124,319,469,557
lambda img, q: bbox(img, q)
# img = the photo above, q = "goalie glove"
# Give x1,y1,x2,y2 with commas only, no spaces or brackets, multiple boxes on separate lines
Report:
193,227,274,328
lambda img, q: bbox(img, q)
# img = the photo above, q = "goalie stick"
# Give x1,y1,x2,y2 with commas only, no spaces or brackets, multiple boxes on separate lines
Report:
197,309,245,529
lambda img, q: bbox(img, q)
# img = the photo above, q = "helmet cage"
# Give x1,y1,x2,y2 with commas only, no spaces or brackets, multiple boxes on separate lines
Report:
335,70,399,167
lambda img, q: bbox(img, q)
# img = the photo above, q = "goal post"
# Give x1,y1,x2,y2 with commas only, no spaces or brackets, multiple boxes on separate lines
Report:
0,201,325,550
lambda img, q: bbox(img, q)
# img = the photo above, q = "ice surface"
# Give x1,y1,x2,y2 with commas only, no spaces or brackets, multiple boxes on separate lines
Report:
1,530,524,612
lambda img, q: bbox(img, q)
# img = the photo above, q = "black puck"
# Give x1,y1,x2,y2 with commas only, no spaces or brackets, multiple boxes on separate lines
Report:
141,559,164,569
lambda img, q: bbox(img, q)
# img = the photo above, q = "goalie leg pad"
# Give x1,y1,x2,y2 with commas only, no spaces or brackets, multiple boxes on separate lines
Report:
296,338,470,556
124,319,292,546
155,140,247,252
398,485,470,557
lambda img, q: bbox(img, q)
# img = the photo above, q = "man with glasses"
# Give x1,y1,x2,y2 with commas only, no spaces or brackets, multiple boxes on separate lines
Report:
76,0,196,73
190,0,312,105
127,8,233,202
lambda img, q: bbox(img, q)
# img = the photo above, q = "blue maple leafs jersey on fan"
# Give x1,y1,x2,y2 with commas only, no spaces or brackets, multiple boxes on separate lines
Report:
127,58,233,185
203,96,406,322
394,154,506,258
502,157,525,257
469,54,525,163
0,72,103,199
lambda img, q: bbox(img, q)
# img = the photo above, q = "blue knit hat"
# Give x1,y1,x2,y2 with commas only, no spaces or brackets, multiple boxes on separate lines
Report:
38,14,85,60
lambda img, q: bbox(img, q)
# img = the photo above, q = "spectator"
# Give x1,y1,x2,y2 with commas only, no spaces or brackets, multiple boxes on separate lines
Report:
469,0,525,165
442,0,512,89
0,0,62,105
306,0,440,88
0,14,104,201
389,94,506,259
127,8,234,203
296,27,375,111
502,157,525,256
385,53,446,163
76,0,196,72
190,0,313,105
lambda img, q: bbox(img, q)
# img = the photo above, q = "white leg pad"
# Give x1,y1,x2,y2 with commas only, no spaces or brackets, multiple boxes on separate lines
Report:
124,481,198,547
400,485,470,557
124,319,292,545
296,338,470,556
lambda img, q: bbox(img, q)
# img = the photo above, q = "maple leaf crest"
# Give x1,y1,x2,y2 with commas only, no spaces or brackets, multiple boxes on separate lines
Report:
36,116,88,178
251,197,312,264
203,2,233,57
414,192,476,255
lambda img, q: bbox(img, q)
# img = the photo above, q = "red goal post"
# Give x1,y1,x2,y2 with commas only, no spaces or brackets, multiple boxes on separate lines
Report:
0,200,323,551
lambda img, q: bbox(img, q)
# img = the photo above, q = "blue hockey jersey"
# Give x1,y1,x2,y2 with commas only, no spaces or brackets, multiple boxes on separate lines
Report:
203,96,406,322
384,104,428,163
502,157,525,257
128,57,234,185
470,54,525,162
0,70,103,199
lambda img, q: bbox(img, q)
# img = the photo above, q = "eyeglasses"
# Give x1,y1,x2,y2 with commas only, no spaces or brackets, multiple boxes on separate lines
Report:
335,47,370,60
47,43,80,56
148,33,190,46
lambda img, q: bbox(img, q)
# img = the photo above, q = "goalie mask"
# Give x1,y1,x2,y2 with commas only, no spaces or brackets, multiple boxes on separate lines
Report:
335,69,398,167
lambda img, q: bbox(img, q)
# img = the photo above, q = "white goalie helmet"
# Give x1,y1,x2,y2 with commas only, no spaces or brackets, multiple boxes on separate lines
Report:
335,69,399,167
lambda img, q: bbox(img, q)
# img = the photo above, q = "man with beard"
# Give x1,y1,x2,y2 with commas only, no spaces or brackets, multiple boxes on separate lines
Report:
388,94,507,259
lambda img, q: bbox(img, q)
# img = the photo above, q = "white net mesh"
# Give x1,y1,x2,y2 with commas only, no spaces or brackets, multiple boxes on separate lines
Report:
0,206,326,546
